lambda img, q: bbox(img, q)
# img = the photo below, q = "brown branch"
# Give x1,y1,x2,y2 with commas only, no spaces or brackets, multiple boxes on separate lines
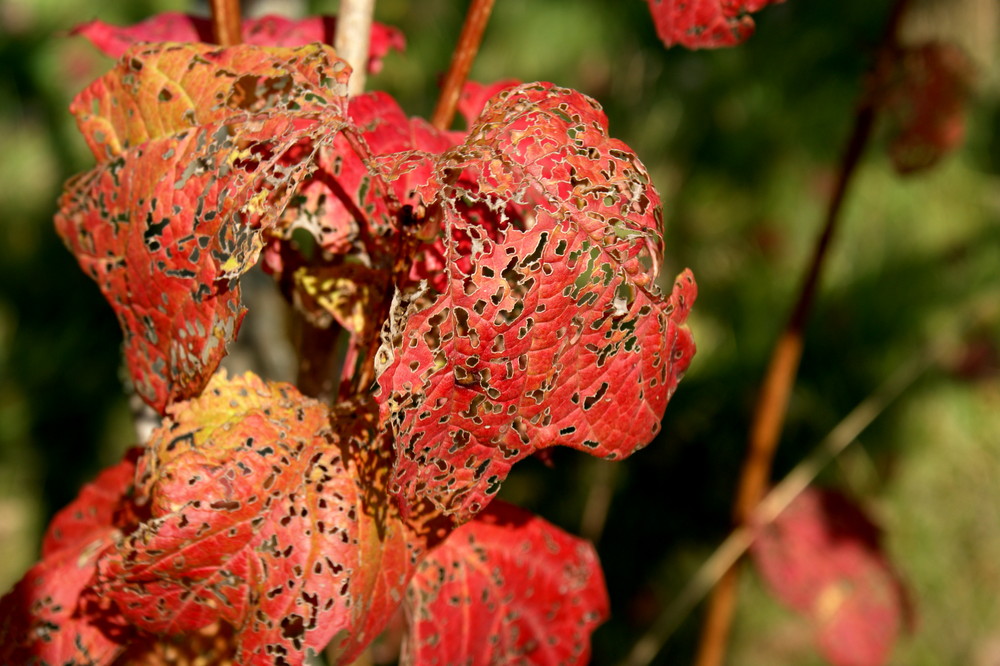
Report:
209,0,242,46
692,2,912,665
334,0,376,97
431,0,497,131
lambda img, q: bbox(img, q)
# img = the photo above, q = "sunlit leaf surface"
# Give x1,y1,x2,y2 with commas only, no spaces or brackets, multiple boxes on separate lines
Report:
403,500,608,665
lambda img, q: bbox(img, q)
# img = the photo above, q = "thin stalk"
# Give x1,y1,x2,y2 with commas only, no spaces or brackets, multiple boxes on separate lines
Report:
692,2,912,664
431,0,497,131
335,0,376,97
619,340,940,666
209,0,242,46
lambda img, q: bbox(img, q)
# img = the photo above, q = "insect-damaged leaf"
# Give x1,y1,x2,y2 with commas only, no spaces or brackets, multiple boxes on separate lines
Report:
292,262,389,336
402,500,608,665
750,488,912,666
646,0,786,49
97,371,446,666
55,43,355,413
266,90,462,276
375,83,696,522
0,450,143,665
266,80,521,281
73,12,405,74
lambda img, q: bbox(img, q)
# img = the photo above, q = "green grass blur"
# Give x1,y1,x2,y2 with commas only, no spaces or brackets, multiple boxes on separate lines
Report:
1,0,999,663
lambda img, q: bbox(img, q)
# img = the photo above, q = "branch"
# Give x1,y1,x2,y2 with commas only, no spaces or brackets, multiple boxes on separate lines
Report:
692,1,912,664
431,0,497,130
209,0,242,46
335,0,376,97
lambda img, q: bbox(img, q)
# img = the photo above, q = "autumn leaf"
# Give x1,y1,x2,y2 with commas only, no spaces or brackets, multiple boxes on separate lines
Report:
375,82,696,522
0,451,143,666
881,41,974,175
291,262,389,336
646,0,785,49
402,500,608,665
73,12,405,74
55,43,356,413
750,488,912,666
266,90,460,274
97,371,446,666
456,79,522,129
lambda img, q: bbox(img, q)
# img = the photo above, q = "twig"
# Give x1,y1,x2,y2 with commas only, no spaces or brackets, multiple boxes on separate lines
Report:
619,342,939,666
209,0,242,46
431,0,497,130
692,2,912,664
334,0,376,97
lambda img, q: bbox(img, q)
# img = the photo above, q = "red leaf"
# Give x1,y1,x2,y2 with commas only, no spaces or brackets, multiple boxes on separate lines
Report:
402,501,608,665
881,42,974,175
267,90,460,269
73,12,405,74
55,43,355,413
646,0,785,49
375,83,696,522
97,371,444,666
1,452,142,665
751,488,912,666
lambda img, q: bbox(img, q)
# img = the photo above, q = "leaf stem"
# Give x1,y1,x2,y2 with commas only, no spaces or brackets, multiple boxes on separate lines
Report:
335,0,376,97
692,2,911,665
431,0,497,131
209,0,242,46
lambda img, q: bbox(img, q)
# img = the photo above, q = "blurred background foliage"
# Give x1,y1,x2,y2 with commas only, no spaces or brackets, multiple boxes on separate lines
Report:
1,0,999,663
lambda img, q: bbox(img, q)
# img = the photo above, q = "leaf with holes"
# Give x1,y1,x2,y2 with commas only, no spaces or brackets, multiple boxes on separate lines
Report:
403,500,608,665
55,42,357,413
646,0,786,49
0,451,143,665
96,371,447,666
881,41,974,175
375,82,696,522
751,488,912,666
73,12,405,73
291,263,390,335
456,79,522,129
265,90,462,279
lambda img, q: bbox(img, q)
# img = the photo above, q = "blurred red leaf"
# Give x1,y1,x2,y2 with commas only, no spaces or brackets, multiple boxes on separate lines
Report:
646,0,785,49
0,451,142,665
402,500,608,665
55,43,355,413
42,448,143,557
882,41,974,175
73,12,404,74
751,488,912,666
97,371,445,665
375,82,696,522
